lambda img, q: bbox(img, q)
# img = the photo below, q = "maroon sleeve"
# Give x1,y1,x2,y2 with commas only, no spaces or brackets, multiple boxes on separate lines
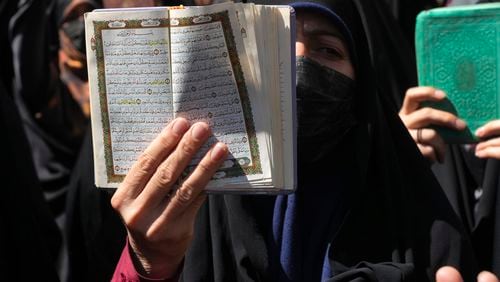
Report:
111,240,181,282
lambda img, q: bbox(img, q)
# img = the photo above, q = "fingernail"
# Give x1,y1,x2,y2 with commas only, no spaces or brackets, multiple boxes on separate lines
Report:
477,271,496,282
455,119,466,130
475,150,485,158
211,142,227,161
191,123,209,141
476,127,484,137
435,90,446,98
172,118,189,135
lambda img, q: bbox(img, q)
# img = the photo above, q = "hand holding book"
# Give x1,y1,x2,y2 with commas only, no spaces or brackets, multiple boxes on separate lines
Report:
111,117,228,279
400,86,500,162
474,120,500,159
85,3,296,192
399,86,467,163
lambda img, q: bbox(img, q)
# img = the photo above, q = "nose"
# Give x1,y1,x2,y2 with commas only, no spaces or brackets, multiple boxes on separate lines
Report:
295,16,308,57
296,41,307,57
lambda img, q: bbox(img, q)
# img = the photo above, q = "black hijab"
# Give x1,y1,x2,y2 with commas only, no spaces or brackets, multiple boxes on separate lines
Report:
64,127,127,282
0,74,60,281
180,1,477,281
381,0,443,49
3,0,88,222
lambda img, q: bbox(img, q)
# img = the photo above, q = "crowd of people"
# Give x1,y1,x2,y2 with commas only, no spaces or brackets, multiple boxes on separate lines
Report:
1,0,499,281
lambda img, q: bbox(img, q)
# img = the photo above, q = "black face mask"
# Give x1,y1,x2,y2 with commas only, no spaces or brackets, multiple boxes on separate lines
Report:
296,56,357,163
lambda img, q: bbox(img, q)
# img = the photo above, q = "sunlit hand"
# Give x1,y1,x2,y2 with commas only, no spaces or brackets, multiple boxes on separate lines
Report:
436,266,499,282
475,120,500,159
111,117,228,279
399,86,466,163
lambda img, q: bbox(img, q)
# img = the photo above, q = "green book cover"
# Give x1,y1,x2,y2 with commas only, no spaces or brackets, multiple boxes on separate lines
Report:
415,3,500,143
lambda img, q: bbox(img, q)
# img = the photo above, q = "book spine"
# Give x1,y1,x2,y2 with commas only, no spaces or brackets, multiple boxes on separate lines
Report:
415,11,428,87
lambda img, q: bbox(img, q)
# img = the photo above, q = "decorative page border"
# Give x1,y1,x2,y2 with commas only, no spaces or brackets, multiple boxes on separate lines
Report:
93,19,170,183
176,11,262,179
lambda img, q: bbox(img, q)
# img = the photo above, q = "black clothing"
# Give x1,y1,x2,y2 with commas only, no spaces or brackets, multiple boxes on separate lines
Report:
381,0,442,49
5,0,87,219
432,146,500,276
65,129,126,282
3,0,90,280
0,77,60,281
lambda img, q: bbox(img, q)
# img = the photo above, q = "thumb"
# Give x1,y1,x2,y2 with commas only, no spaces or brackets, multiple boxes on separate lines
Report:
436,266,463,282
478,271,499,282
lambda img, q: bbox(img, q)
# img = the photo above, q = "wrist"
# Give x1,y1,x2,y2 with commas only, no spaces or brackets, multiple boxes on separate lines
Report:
127,239,184,280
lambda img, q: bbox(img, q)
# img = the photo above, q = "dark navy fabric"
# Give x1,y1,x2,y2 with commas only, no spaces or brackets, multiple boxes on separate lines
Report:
271,5,355,281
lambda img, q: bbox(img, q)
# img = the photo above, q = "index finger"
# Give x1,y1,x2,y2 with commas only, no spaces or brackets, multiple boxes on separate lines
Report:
163,142,228,220
401,86,446,115
114,118,190,203
404,107,465,130
476,120,500,139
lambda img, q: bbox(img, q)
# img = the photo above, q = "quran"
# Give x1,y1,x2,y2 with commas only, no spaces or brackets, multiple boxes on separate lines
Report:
415,3,500,143
85,3,296,193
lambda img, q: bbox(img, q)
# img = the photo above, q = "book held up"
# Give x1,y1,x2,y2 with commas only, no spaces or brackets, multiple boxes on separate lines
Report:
84,3,296,193
415,3,500,143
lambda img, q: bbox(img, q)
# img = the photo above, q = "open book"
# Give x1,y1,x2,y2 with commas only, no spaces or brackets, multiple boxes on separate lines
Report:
85,3,296,193
415,3,500,143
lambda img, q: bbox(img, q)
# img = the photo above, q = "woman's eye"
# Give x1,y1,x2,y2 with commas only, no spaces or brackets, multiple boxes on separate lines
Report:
316,47,342,58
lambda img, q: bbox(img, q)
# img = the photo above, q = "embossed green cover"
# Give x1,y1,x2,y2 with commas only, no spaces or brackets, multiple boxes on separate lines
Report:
415,3,500,143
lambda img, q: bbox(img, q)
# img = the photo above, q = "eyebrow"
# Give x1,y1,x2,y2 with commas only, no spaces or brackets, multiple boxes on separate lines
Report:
303,28,345,41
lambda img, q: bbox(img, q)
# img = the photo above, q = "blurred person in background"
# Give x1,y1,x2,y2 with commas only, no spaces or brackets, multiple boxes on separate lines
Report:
398,0,500,278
